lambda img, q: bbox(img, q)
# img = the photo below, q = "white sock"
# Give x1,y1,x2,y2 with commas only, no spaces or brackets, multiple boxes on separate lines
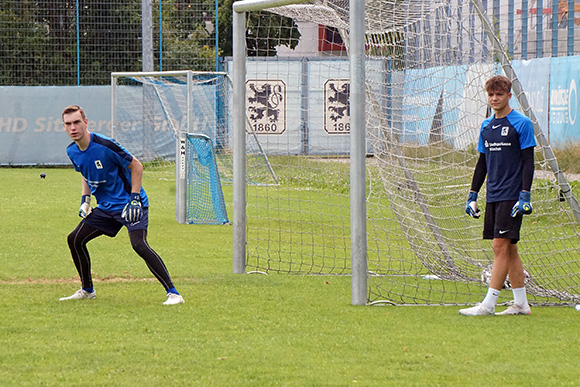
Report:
482,288,501,309
512,287,528,307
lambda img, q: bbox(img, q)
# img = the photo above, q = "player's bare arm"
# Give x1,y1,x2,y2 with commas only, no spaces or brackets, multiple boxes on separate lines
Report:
127,157,144,194
81,178,90,196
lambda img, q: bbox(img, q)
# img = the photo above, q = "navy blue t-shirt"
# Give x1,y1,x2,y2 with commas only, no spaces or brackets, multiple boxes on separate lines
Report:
477,109,536,202
67,133,149,212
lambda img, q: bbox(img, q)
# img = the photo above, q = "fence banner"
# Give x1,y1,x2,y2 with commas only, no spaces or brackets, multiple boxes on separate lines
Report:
3,55,580,165
548,56,580,145
0,86,110,165
511,58,551,140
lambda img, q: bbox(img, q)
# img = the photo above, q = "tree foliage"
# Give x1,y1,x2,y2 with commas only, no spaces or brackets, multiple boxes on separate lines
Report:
0,0,300,86
155,0,218,71
218,0,301,58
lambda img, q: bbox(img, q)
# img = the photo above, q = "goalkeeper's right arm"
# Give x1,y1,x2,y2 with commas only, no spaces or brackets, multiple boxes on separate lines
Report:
79,179,92,218
465,191,480,218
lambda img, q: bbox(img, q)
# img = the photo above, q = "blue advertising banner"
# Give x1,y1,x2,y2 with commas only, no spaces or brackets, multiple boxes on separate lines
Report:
548,56,580,144
510,58,550,138
401,65,466,145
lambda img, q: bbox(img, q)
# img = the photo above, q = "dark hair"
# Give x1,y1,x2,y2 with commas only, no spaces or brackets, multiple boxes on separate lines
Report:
485,75,512,93
62,105,86,121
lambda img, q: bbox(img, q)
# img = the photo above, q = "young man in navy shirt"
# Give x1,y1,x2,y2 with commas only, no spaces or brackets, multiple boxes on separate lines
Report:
460,75,536,316
60,105,184,305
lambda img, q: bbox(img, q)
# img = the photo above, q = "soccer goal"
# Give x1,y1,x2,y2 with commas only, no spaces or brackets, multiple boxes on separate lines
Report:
232,0,580,306
111,70,278,225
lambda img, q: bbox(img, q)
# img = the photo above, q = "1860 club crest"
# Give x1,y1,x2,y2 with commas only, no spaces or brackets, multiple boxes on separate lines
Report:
246,80,286,134
324,79,350,134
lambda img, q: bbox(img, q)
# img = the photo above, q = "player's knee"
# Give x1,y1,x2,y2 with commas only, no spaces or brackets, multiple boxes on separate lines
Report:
67,229,80,249
492,238,512,256
131,238,149,256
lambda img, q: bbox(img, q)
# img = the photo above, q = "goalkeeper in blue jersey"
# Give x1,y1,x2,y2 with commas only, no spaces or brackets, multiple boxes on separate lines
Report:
59,105,184,305
459,75,536,316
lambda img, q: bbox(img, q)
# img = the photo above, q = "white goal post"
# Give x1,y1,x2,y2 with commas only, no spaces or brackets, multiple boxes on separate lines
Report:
232,0,368,303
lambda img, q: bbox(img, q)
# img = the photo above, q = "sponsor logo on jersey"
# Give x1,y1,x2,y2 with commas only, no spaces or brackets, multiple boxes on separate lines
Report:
485,141,512,151
87,179,107,189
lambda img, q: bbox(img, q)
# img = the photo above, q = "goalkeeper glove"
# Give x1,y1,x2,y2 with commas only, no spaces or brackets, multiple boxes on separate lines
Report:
465,191,481,218
122,193,143,223
79,195,92,218
511,191,532,217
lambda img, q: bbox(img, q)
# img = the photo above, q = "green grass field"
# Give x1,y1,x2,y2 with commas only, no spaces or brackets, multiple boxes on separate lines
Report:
1,167,580,386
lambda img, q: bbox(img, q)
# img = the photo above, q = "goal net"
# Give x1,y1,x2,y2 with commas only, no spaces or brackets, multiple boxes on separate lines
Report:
111,71,278,224
186,133,229,224
235,0,580,306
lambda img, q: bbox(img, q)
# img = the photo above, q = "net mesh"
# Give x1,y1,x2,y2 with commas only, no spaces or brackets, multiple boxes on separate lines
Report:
241,0,580,305
186,134,229,224
111,71,278,224
112,71,277,185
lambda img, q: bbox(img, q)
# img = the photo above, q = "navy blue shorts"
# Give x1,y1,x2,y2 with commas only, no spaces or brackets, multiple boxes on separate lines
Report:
483,200,523,243
82,207,149,237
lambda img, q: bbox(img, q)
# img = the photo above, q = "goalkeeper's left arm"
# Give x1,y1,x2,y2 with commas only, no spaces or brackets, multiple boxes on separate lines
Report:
511,147,535,217
122,157,144,223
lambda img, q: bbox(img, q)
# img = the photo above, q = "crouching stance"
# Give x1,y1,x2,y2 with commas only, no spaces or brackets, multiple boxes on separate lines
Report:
60,105,184,305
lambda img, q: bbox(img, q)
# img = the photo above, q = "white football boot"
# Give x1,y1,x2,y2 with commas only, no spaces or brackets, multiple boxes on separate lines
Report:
495,303,531,315
163,293,185,305
458,303,494,316
59,289,96,301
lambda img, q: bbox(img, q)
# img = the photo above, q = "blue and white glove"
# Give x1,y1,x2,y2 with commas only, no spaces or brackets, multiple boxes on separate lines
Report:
122,193,143,223
511,191,532,217
465,191,480,218
79,194,92,218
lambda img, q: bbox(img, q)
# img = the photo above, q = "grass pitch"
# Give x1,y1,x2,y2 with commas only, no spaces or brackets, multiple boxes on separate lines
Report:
1,167,579,386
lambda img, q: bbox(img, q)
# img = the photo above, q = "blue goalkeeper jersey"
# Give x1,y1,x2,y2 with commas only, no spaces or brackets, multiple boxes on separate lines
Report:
477,109,536,203
66,133,149,212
